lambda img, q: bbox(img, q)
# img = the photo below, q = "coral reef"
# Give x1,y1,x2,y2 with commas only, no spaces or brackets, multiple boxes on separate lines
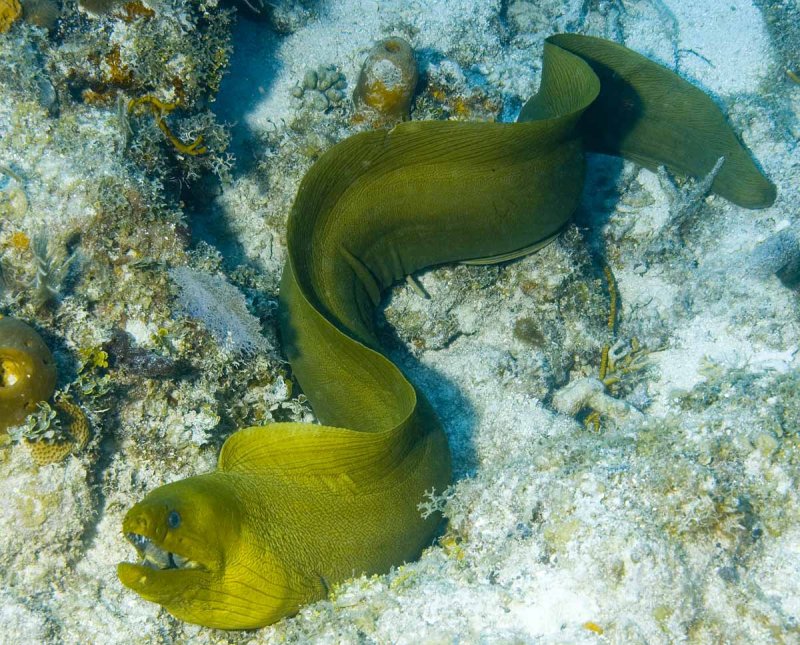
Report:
0,0,797,640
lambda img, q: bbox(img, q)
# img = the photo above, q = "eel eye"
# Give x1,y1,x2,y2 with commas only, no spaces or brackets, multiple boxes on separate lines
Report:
167,510,181,529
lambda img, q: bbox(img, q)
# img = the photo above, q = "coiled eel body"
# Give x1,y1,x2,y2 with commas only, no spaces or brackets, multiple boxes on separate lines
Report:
117,34,775,629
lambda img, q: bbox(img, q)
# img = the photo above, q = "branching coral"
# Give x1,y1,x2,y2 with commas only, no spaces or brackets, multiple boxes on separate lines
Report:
554,264,651,430
128,96,207,156
643,156,727,257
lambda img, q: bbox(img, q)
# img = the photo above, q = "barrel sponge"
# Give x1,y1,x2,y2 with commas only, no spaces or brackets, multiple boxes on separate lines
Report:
354,37,419,123
0,317,57,433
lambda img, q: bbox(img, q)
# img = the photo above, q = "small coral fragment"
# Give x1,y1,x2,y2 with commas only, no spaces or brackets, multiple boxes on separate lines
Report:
552,376,643,423
354,37,419,124
119,0,154,22
77,0,120,16
0,0,21,33
0,316,57,433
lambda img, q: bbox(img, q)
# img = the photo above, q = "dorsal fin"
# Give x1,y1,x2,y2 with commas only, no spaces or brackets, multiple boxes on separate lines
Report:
218,421,420,486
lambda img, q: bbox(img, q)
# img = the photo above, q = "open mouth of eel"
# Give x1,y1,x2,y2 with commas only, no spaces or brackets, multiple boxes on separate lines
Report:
126,532,205,571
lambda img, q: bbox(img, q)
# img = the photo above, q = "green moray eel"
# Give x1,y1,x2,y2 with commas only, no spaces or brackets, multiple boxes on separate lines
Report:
117,34,775,629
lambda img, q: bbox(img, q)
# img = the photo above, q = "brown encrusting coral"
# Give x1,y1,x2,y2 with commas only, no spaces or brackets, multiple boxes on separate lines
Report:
0,0,21,32
0,316,57,433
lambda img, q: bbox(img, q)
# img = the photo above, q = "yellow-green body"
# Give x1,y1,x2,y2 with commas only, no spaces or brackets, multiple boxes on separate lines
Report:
118,35,775,630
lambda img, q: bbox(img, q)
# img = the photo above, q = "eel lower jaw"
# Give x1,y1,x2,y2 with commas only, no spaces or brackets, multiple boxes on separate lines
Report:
118,533,212,604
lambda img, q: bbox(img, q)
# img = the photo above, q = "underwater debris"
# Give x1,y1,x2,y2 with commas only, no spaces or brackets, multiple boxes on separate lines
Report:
659,156,726,223
354,37,419,124
128,96,207,156
0,316,57,433
169,266,269,355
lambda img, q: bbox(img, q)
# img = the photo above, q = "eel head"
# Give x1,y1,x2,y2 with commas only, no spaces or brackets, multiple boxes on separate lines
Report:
117,472,294,629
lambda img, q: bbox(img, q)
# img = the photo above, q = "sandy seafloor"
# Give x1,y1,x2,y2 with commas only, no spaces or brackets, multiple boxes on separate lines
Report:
1,0,799,643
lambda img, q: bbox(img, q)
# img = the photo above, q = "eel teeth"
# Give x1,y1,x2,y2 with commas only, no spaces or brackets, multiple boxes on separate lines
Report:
126,532,202,571
171,552,202,569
